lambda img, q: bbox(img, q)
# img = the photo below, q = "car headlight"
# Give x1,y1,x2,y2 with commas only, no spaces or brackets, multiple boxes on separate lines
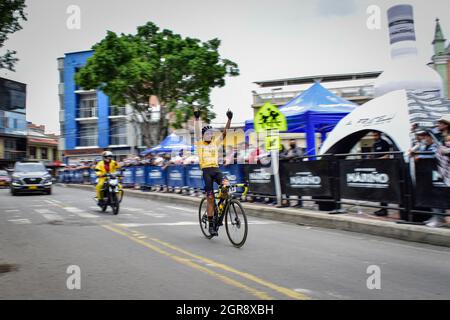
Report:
12,179,22,185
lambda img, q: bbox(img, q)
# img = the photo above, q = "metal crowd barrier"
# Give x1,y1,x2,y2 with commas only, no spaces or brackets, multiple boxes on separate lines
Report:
57,153,450,223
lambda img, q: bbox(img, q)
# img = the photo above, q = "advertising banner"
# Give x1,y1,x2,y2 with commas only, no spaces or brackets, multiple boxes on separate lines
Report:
339,159,403,204
414,158,450,208
145,166,167,186
246,164,275,195
185,165,204,189
281,161,333,197
166,166,186,188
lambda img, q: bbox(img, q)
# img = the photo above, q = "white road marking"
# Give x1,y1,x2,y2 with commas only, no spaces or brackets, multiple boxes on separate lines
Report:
143,212,167,218
122,207,144,212
63,207,99,218
34,208,56,214
166,206,197,213
8,219,31,224
118,222,197,228
5,209,20,213
43,214,63,221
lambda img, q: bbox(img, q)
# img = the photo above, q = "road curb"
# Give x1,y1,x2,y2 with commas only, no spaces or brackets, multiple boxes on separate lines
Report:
60,184,450,248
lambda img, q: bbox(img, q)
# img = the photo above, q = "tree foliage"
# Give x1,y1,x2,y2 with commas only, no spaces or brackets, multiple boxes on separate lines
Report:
0,0,27,71
75,21,239,147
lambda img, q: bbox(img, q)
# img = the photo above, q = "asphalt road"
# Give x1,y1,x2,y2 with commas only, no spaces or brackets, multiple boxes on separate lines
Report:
1,185,450,300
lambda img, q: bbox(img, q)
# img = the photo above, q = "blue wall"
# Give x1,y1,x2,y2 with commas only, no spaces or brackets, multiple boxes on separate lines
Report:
64,50,109,150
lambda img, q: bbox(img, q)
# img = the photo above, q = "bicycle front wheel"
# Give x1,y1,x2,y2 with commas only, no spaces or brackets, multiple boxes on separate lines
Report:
198,198,213,239
225,199,248,248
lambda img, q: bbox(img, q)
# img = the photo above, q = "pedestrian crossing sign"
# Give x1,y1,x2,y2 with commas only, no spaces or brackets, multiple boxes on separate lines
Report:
254,103,287,133
265,135,282,151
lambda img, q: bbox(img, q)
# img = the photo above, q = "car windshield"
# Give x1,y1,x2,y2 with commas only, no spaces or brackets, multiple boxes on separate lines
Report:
15,163,46,173
0,170,7,176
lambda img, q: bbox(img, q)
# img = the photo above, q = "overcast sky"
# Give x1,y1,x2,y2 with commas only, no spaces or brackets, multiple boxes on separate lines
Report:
2,0,450,134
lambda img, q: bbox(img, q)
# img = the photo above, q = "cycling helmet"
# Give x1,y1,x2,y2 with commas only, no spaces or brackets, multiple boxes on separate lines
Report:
201,125,213,136
102,151,113,158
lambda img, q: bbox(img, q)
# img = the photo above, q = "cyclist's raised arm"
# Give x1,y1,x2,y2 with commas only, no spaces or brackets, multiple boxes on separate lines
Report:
193,108,202,143
217,109,233,144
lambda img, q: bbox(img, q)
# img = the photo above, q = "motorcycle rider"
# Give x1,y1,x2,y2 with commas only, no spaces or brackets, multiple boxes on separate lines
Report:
95,151,121,205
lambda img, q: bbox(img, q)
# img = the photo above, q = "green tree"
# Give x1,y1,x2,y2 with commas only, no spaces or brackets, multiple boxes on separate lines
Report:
0,0,27,71
75,21,239,147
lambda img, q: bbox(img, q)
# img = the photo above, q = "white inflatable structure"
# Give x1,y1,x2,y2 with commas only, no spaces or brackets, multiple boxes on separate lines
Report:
320,4,448,154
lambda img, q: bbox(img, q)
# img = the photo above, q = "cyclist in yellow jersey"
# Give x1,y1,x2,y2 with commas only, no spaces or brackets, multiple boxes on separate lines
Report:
194,108,233,236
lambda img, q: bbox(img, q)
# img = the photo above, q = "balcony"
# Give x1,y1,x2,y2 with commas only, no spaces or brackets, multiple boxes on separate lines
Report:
78,137,98,147
110,135,128,146
3,150,27,161
109,106,127,117
58,83,64,95
76,107,98,121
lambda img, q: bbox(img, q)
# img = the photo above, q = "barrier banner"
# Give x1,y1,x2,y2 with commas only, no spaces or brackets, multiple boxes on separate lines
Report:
74,170,82,184
245,164,275,195
90,170,97,185
122,167,134,186
68,171,75,183
281,161,333,197
146,166,167,186
339,159,403,204
134,165,146,186
414,158,450,208
185,165,204,189
166,166,186,188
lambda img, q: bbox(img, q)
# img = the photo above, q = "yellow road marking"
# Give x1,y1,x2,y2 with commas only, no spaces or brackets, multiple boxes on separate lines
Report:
109,224,310,300
102,224,274,300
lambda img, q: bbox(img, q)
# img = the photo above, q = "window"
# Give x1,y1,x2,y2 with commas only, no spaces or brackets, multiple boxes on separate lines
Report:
110,120,127,145
29,146,36,159
41,148,48,159
78,93,98,118
78,123,98,147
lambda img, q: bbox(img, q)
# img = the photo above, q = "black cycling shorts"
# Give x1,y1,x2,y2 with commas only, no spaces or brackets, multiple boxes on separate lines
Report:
202,167,224,195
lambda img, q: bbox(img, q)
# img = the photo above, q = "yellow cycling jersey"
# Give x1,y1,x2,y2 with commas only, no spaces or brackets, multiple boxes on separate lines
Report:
196,139,222,169
95,160,120,177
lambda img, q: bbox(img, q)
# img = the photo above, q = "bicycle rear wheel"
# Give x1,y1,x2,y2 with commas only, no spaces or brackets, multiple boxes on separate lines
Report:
198,198,213,239
225,199,248,248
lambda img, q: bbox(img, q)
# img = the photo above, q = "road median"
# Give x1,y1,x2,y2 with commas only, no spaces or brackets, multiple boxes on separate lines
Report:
60,184,450,248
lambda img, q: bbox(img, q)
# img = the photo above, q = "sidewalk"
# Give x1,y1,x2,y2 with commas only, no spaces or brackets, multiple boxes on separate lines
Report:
61,184,450,248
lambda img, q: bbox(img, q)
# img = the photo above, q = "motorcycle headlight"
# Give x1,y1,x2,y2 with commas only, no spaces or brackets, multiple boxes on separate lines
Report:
109,179,118,186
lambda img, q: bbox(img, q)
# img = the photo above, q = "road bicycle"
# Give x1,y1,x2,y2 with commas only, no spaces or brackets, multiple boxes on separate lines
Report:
198,182,249,248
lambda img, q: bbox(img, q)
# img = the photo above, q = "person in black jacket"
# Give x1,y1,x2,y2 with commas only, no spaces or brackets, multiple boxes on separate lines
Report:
372,131,392,216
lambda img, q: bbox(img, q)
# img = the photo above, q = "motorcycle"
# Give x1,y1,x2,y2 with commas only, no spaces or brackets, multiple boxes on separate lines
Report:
97,172,124,215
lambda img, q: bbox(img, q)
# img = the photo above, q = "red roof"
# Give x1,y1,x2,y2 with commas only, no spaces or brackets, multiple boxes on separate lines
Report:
28,137,58,146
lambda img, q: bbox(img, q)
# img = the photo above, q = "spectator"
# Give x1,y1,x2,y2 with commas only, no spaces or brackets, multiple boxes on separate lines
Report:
412,131,438,160
410,130,445,227
435,115,450,145
372,131,392,216
283,139,303,161
437,135,450,187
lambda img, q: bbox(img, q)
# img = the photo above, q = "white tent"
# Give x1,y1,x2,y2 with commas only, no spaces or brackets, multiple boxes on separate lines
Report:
319,89,450,154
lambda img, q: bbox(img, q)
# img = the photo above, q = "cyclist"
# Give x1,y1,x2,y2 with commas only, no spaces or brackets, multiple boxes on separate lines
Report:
194,108,233,236
95,151,121,205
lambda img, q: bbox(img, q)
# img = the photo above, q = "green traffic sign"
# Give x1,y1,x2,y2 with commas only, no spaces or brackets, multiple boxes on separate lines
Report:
254,102,288,133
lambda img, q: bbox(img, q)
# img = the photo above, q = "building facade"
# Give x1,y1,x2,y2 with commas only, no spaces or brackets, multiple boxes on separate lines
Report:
0,77,27,169
58,51,143,165
430,18,450,98
27,123,59,165
250,72,381,151
251,71,381,115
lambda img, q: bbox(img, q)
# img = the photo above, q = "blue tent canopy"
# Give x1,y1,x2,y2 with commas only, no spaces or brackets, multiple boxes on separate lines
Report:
141,133,194,156
245,82,357,156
